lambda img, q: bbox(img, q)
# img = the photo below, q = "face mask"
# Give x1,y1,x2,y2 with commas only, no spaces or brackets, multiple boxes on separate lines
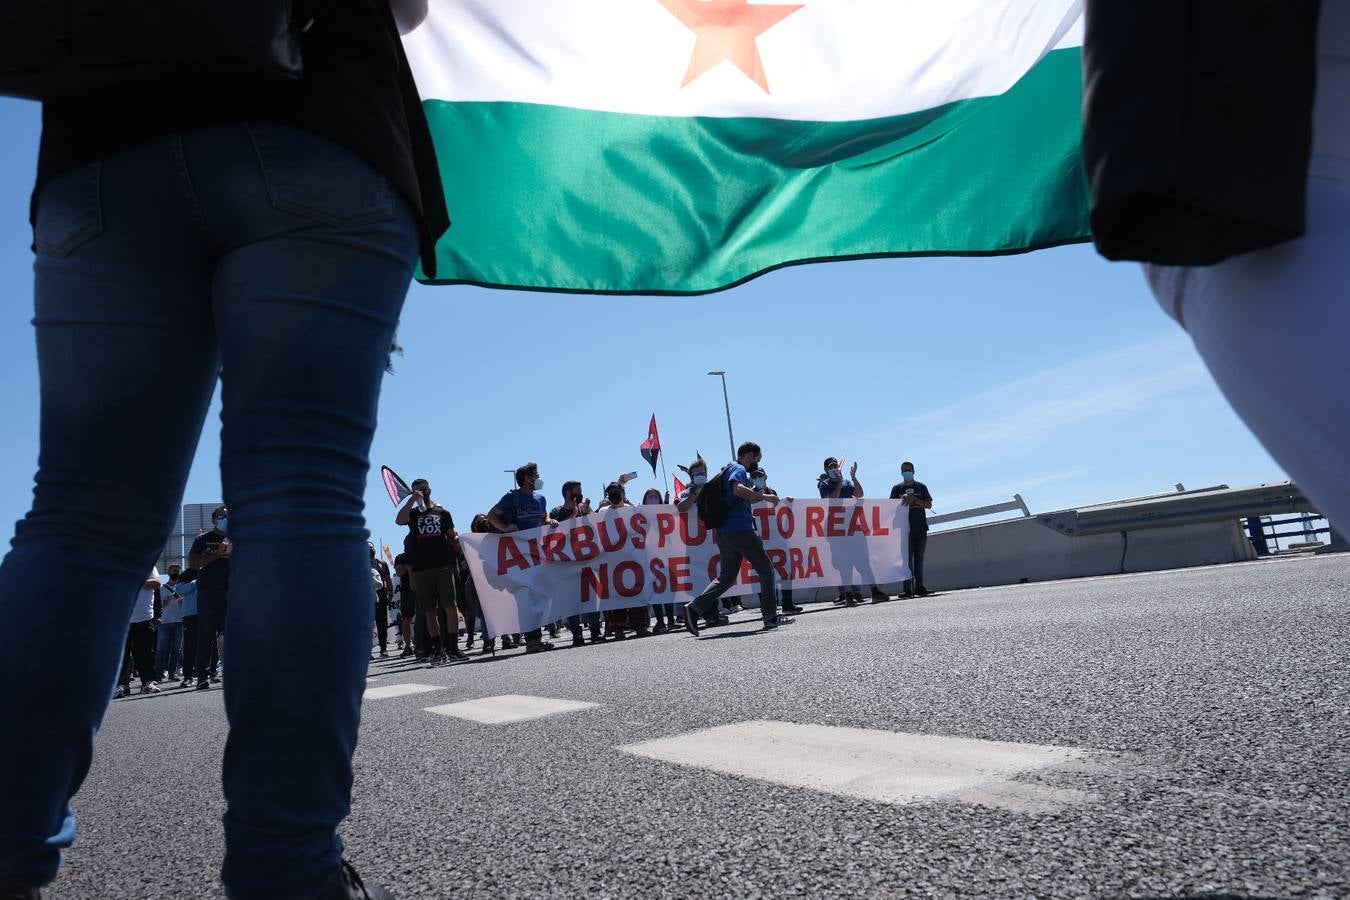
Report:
902,470,915,482
644,496,662,506
532,476,545,491
753,476,768,489
828,468,841,480
215,517,228,533
692,473,707,486
168,573,180,582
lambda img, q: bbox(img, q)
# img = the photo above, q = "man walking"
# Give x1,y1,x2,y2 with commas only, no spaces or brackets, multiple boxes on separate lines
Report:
890,462,935,597
117,569,162,697
487,463,559,653
553,481,601,647
176,569,200,690
188,507,231,690
154,565,187,683
396,478,466,665
684,442,794,634
369,542,394,658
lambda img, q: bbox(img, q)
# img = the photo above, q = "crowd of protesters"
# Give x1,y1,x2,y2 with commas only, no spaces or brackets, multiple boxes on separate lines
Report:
116,450,934,689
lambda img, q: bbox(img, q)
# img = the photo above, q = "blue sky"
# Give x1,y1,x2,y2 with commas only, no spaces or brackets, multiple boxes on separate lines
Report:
0,97,1285,554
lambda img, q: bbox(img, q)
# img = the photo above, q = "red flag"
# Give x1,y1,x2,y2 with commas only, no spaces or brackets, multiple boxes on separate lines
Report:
673,475,687,497
640,414,661,475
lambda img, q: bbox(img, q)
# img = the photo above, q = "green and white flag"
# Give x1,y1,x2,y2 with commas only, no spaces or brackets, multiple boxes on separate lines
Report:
401,0,1089,293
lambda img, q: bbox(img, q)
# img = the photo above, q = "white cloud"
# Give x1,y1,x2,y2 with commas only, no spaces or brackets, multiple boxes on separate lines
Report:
873,334,1210,463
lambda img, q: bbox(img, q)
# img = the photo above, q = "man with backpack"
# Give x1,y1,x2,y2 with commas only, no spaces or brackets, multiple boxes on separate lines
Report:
685,442,795,634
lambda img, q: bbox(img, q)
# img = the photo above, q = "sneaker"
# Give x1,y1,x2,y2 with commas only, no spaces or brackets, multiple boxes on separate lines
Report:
115,685,130,699
763,615,795,630
682,603,701,636
589,633,607,644
844,596,859,608
428,653,447,668
139,683,161,695
481,639,496,654
915,587,932,597
706,614,730,627
316,859,395,900
652,623,668,634
525,641,555,654
196,681,211,691
447,649,469,661
179,678,191,689
210,675,221,684
379,650,389,658
781,603,804,615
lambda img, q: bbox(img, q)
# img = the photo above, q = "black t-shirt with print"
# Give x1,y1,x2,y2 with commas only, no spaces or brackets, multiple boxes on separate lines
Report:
405,507,455,571
888,480,934,534
188,530,231,592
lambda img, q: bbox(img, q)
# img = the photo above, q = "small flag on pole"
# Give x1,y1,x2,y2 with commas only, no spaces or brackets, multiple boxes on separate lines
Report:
673,475,687,497
640,415,662,476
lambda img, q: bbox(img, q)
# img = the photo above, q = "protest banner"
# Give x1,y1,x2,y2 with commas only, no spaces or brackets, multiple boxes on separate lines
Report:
459,500,911,637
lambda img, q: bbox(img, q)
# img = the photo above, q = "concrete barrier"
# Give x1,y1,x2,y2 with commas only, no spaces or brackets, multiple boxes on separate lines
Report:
795,515,1255,602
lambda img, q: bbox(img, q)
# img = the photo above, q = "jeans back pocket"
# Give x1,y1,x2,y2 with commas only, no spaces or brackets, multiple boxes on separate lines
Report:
34,162,104,257
246,123,396,227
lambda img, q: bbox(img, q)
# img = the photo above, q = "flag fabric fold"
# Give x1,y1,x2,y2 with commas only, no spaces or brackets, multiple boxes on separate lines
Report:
401,0,1090,294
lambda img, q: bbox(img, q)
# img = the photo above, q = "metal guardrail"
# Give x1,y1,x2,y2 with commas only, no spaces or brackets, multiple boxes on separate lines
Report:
928,493,1030,527
1035,481,1317,537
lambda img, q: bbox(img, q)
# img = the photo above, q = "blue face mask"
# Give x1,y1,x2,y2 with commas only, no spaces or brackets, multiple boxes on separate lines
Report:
901,471,915,482
753,475,768,489
215,516,228,533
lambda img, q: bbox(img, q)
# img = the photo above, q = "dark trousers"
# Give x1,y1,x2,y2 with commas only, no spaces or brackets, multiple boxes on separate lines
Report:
904,530,928,593
181,614,199,682
374,598,389,653
119,621,157,688
692,530,778,625
195,602,226,683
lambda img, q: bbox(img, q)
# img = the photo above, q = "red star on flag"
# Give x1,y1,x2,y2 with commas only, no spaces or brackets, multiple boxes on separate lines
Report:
657,0,804,93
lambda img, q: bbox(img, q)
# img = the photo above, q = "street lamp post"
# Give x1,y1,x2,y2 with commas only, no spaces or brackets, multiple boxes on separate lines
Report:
707,371,737,460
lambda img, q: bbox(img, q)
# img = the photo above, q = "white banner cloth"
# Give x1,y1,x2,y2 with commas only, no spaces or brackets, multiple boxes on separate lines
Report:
459,500,911,637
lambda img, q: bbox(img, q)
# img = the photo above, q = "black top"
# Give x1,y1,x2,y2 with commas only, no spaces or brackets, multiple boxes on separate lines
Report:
550,504,582,522
188,531,231,592
888,481,934,534
405,507,455,571
33,0,448,275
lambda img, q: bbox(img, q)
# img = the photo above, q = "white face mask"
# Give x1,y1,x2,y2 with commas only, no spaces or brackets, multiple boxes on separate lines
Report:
692,473,708,486
828,468,841,480
753,476,768,489
215,517,228,533
533,477,545,491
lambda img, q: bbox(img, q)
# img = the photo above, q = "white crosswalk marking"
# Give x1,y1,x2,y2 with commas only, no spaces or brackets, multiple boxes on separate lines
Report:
363,683,445,700
424,694,599,724
621,720,1093,813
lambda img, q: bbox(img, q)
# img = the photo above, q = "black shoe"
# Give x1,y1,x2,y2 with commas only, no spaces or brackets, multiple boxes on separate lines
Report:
915,587,932,597
706,614,730,627
317,859,395,900
763,615,795,630
781,603,804,615
195,681,211,691
481,639,496,655
525,641,555,654
447,649,469,661
682,603,701,637
844,596,859,608
572,635,586,648
589,633,607,644
379,650,389,658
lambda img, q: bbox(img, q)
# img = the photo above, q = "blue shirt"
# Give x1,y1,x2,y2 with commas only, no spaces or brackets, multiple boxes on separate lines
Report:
818,477,857,499
177,581,199,618
720,463,756,533
495,489,549,531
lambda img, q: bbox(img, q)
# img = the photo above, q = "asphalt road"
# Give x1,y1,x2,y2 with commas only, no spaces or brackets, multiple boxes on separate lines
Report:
49,553,1350,899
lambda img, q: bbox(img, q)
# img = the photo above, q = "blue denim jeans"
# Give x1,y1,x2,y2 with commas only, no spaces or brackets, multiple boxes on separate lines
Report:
0,124,419,898
154,621,185,679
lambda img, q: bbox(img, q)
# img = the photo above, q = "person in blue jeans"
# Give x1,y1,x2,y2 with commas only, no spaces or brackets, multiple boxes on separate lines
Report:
683,442,795,635
0,3,449,898
153,565,188,683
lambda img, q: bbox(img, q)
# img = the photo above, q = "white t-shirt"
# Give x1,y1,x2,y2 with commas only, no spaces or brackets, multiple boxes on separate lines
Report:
129,567,161,624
